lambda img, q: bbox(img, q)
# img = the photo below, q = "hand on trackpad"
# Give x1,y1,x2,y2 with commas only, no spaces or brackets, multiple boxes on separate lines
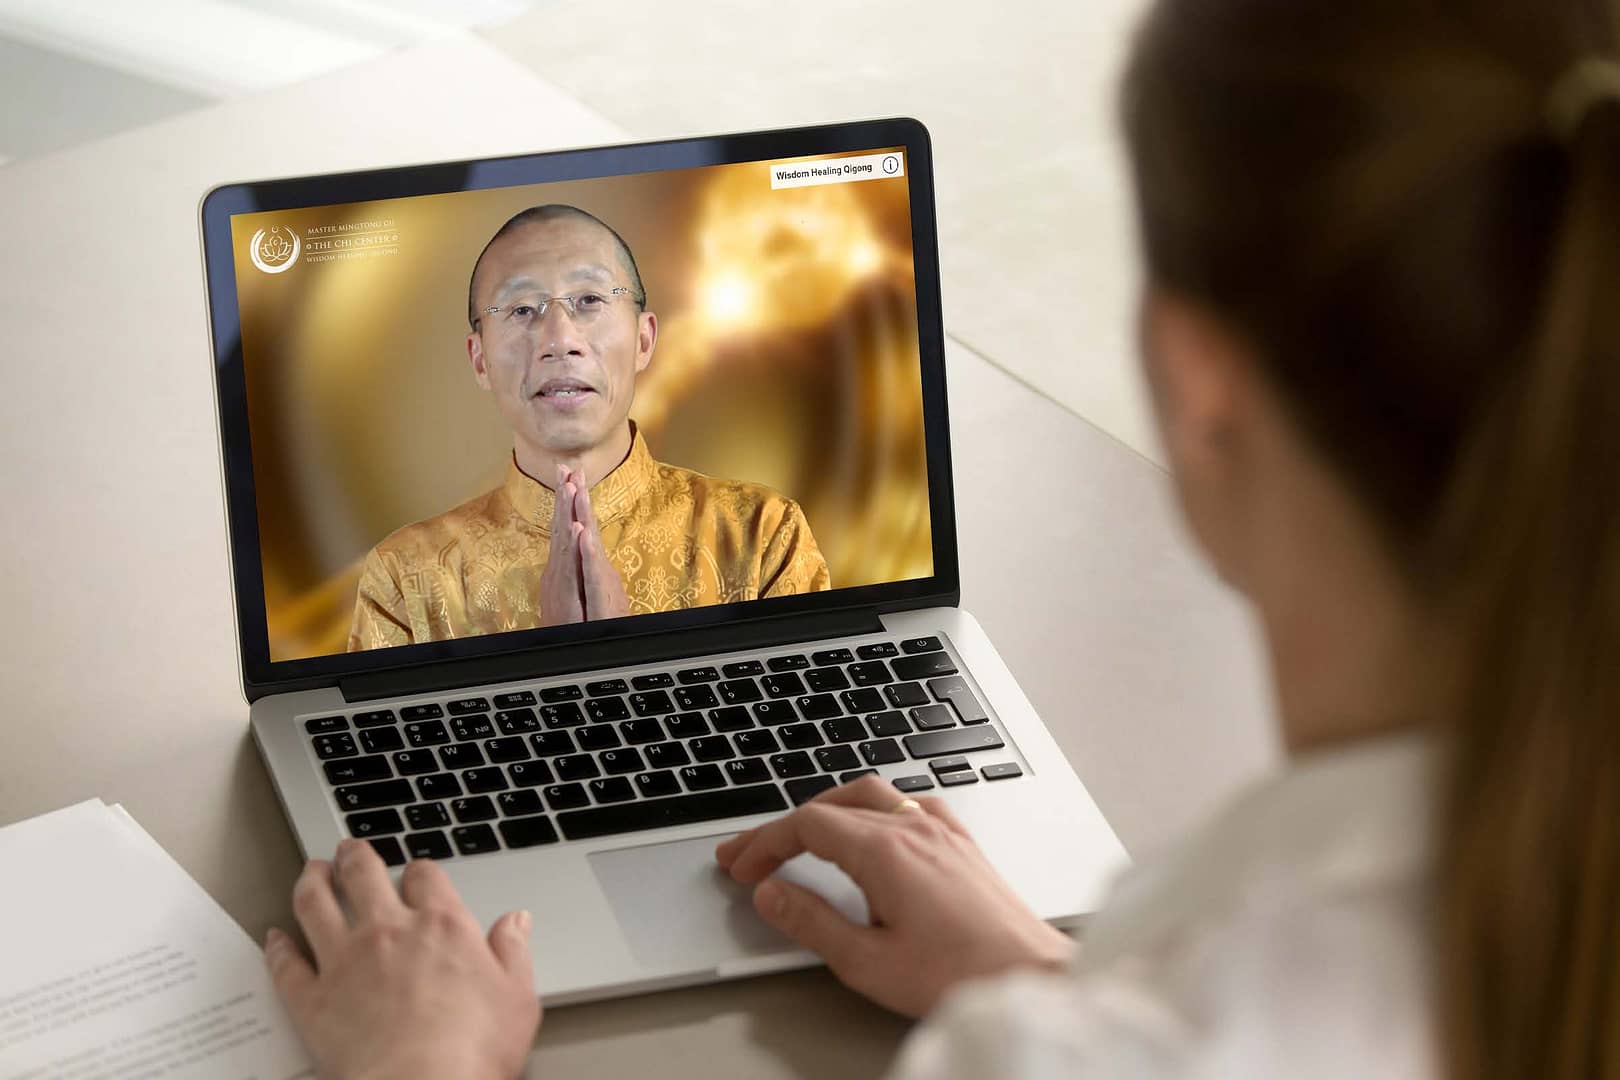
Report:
588,832,868,971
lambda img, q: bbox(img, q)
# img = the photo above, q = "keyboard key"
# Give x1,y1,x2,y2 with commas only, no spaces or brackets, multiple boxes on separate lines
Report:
722,660,765,678
540,685,584,702
894,774,936,792
631,672,675,690
353,709,397,728
674,685,719,711
404,720,451,747
767,654,810,671
795,694,840,721
556,783,788,840
761,673,806,698
305,715,348,735
677,666,720,684
542,703,588,728
689,735,735,762
452,715,496,741
822,716,868,743
543,783,590,810
752,701,796,726
630,691,675,717
586,678,629,697
391,749,438,776
709,706,753,732
664,712,710,739
451,796,498,823
493,691,537,709
982,762,1024,781
866,711,912,737
786,776,837,805
599,748,645,775
858,739,905,766
930,756,971,774
447,697,490,716
904,727,1006,759
554,754,599,781
929,676,990,725
810,648,854,666
325,755,392,784
770,752,816,779
499,815,559,848
495,708,541,735
725,758,772,785
529,731,576,757
910,704,957,732
815,745,861,773
779,723,824,750
892,652,957,681
497,789,544,816
462,766,508,794
405,830,453,860
451,824,499,855
734,730,780,756
507,760,554,788
848,661,894,687
840,769,879,783
484,736,531,763
856,641,899,659
400,704,444,722
405,803,451,830
804,667,850,693
584,697,631,723
644,741,691,769
439,743,484,770
366,836,407,866
313,733,358,760
576,725,621,751
590,777,636,803
885,682,930,708
939,770,980,788
334,779,415,810
359,727,404,754
417,773,462,800
619,717,664,744
680,764,727,791
635,770,682,797
717,679,763,705
840,688,885,715
346,808,404,837
901,636,943,654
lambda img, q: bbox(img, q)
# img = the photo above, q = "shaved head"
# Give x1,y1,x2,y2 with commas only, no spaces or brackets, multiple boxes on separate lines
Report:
467,204,646,328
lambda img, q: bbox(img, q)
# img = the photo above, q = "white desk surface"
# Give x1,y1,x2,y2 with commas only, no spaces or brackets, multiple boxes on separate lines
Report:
0,37,1274,1078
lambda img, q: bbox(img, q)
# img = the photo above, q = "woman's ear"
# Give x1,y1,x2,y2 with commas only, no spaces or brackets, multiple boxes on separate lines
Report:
1140,286,1249,456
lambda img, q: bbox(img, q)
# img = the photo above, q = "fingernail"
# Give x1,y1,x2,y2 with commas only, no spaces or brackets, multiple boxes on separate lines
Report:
757,880,787,918
516,910,533,935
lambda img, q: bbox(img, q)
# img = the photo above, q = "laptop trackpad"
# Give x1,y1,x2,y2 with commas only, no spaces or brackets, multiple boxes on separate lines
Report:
588,832,870,971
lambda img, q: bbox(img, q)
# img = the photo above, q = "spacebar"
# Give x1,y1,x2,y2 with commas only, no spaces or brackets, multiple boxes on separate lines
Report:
555,783,789,841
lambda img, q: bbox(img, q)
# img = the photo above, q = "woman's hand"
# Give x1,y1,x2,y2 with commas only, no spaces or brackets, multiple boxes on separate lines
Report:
715,774,1076,1019
264,838,541,1080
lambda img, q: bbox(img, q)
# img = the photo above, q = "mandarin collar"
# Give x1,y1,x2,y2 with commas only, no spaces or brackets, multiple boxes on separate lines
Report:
505,424,656,532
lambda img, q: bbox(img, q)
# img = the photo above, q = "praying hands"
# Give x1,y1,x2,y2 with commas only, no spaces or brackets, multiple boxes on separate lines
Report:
539,464,631,624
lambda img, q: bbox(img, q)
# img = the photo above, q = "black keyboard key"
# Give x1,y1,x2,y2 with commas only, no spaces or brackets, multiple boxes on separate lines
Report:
359,727,405,754
867,711,912,737
644,741,691,769
804,667,850,693
556,783,787,840
786,776,837,805
811,648,855,666
543,783,590,810
982,762,1024,781
631,672,675,690
346,808,404,837
495,708,541,735
599,748,645,775
856,641,899,659
586,678,629,697
508,760,554,788
939,770,980,788
405,830,453,860
405,803,450,830
404,720,451,747
493,691,537,709
439,743,484,769
901,636,943,654
576,725,622,751
417,773,462,800
767,654,810,671
635,770,682,797
779,722,824,750
770,751,816,779
848,661,894,687
677,666,720,684
451,824,499,855
542,703,588,728
452,715,496,741
761,673,806,698
885,682,930,708
305,716,348,735
366,836,407,866
462,766,508,794
619,717,664,744
447,697,490,716
334,778,415,811
665,712,710,739
313,733,358,760
484,736,531,763
590,776,636,803
630,690,675,717
911,704,957,731
892,652,957,681
401,703,445,722
689,735,735,762
904,727,1005,759
840,688,885,715
674,685,719,711
929,676,990,725
930,755,971,774
497,789,545,816
584,697,631,723
392,749,438,776
725,758,772,785
325,755,392,784
815,745,861,773
709,706,753,732
795,694,840,722
353,709,397,728
894,774,936,792
554,754,599,781
499,815,559,848
540,684,584,702
680,764,727,791
752,700,797,726
529,731,576,757
841,769,879,783
717,679,763,705
859,739,906,766
822,716,868,744
735,730,780,756
722,660,765,678
451,796,498,823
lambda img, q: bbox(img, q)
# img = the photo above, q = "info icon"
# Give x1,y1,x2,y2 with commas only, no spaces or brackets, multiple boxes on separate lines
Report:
882,155,900,175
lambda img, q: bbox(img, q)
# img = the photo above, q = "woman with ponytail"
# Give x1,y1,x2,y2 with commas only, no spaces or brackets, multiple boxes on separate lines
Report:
264,2,1620,1077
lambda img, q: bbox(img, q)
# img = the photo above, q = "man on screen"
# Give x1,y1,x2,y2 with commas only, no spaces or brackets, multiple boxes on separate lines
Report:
347,204,830,651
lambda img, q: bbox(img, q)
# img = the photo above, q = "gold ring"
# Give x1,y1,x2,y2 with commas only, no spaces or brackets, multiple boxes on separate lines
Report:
890,798,923,814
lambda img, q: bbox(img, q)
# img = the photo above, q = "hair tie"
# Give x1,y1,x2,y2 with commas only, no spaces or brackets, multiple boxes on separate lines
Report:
1546,58,1620,142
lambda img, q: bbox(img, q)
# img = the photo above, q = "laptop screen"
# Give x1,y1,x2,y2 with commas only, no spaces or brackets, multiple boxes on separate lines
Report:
221,137,938,668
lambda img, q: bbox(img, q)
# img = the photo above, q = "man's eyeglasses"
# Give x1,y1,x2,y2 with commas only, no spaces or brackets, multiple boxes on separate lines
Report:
475,287,637,333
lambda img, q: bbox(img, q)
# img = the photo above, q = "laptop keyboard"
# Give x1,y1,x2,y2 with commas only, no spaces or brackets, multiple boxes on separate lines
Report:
303,635,1025,866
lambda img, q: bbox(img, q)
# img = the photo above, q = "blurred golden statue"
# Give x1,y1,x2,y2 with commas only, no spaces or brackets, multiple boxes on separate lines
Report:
347,206,830,651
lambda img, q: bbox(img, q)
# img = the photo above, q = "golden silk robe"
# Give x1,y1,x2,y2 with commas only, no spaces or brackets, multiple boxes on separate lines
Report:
347,428,830,650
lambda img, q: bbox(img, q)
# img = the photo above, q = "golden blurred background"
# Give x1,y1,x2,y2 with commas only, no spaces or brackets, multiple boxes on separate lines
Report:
232,148,933,662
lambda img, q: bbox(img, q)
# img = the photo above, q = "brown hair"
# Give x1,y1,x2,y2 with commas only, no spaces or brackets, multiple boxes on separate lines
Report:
1121,1,1620,1075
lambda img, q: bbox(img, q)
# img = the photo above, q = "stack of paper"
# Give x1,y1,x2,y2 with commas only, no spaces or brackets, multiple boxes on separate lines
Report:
0,800,311,1079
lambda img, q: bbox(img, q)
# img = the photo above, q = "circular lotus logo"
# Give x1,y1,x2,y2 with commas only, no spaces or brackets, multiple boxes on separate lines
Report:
249,226,300,274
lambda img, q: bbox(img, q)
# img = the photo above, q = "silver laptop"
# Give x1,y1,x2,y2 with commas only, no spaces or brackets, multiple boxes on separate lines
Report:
200,118,1126,1005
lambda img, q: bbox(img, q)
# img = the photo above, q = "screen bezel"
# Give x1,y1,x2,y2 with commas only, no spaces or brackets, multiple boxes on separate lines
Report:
200,117,959,701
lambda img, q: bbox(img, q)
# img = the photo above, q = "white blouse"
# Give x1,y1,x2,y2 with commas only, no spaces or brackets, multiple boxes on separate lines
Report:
886,732,1439,1080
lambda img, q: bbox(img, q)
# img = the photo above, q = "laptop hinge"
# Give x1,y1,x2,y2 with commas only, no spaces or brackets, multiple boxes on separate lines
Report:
337,608,886,704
